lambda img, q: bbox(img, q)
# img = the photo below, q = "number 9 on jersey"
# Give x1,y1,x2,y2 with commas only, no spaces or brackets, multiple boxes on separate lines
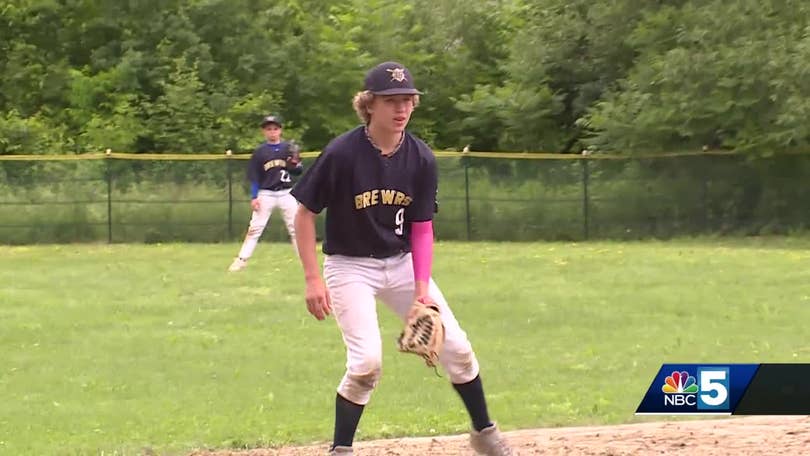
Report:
394,208,405,236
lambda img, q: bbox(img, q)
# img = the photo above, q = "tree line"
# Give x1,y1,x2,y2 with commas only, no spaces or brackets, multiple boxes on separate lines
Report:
1,0,808,155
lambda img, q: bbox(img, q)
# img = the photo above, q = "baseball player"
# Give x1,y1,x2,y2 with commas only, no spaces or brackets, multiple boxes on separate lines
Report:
228,115,302,272
290,62,513,456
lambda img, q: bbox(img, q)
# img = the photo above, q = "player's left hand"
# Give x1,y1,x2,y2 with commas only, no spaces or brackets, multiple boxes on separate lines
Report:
415,295,435,306
408,295,436,320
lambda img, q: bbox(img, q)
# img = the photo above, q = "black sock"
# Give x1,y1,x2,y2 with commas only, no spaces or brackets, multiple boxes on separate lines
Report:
332,393,365,449
452,374,493,432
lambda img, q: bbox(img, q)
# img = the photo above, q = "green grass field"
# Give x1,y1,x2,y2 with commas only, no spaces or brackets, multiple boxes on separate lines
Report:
2,238,809,455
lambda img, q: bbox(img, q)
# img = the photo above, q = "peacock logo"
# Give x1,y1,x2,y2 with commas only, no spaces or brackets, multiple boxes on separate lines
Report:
662,371,699,393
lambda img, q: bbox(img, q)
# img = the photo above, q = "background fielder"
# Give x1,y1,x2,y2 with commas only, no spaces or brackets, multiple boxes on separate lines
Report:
228,115,302,272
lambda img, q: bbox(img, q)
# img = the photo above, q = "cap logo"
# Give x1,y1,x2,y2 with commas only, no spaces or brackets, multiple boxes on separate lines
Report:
387,68,407,83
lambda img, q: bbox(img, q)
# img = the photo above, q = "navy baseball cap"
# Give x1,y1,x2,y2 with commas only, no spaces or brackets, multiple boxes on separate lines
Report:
364,61,422,96
260,115,282,127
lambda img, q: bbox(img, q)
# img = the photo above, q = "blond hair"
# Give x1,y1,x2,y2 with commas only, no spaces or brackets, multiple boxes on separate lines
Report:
352,91,421,124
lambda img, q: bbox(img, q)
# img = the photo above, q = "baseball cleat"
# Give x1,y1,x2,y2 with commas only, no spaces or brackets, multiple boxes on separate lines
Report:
227,257,247,272
470,423,514,455
328,445,353,455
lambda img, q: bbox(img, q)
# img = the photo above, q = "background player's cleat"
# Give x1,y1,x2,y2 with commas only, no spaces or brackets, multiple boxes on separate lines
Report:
328,445,353,455
227,257,247,272
470,424,514,455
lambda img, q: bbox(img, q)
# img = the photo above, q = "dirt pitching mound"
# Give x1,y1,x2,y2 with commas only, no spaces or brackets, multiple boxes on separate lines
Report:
190,416,810,455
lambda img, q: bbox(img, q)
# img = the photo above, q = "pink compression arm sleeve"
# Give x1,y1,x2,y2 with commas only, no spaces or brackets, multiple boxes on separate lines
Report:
411,221,434,283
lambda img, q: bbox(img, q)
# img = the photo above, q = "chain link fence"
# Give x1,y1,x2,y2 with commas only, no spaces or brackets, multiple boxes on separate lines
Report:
1,152,807,244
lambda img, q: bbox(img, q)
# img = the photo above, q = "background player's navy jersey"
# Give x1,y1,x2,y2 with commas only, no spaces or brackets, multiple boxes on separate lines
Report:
291,126,438,258
247,141,302,193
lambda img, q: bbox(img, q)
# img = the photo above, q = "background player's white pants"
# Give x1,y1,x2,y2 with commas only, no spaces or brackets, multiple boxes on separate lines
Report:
323,253,480,405
237,189,298,259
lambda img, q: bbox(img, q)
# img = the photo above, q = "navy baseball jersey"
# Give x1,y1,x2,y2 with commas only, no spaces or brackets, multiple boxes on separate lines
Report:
247,141,303,195
291,126,438,258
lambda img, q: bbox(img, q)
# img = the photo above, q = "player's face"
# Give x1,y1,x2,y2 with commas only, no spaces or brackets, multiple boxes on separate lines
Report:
370,95,415,133
262,124,282,143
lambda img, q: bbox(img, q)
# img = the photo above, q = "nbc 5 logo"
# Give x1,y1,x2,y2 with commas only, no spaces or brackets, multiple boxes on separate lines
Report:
697,367,730,410
662,367,730,410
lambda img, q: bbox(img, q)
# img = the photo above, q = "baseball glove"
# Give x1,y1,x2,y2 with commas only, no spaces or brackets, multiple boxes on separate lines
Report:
287,141,301,166
397,301,444,368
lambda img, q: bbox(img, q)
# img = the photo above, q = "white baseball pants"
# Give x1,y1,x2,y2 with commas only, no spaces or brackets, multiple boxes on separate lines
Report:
323,253,480,405
237,189,298,259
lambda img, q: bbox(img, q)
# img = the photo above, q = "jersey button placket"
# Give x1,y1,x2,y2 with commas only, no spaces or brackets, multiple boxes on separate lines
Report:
381,154,398,180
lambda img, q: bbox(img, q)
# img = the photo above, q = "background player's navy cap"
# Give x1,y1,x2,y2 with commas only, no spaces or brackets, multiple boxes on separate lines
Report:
260,115,282,127
364,61,423,96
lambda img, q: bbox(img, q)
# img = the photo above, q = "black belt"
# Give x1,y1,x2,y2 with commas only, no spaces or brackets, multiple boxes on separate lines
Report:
325,249,409,259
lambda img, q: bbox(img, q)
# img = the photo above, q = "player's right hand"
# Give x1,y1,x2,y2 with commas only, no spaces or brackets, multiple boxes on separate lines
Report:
305,276,332,321
250,198,261,211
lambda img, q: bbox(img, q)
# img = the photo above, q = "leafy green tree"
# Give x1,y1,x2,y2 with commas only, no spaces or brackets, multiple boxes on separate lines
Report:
583,0,810,154
1,0,808,155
